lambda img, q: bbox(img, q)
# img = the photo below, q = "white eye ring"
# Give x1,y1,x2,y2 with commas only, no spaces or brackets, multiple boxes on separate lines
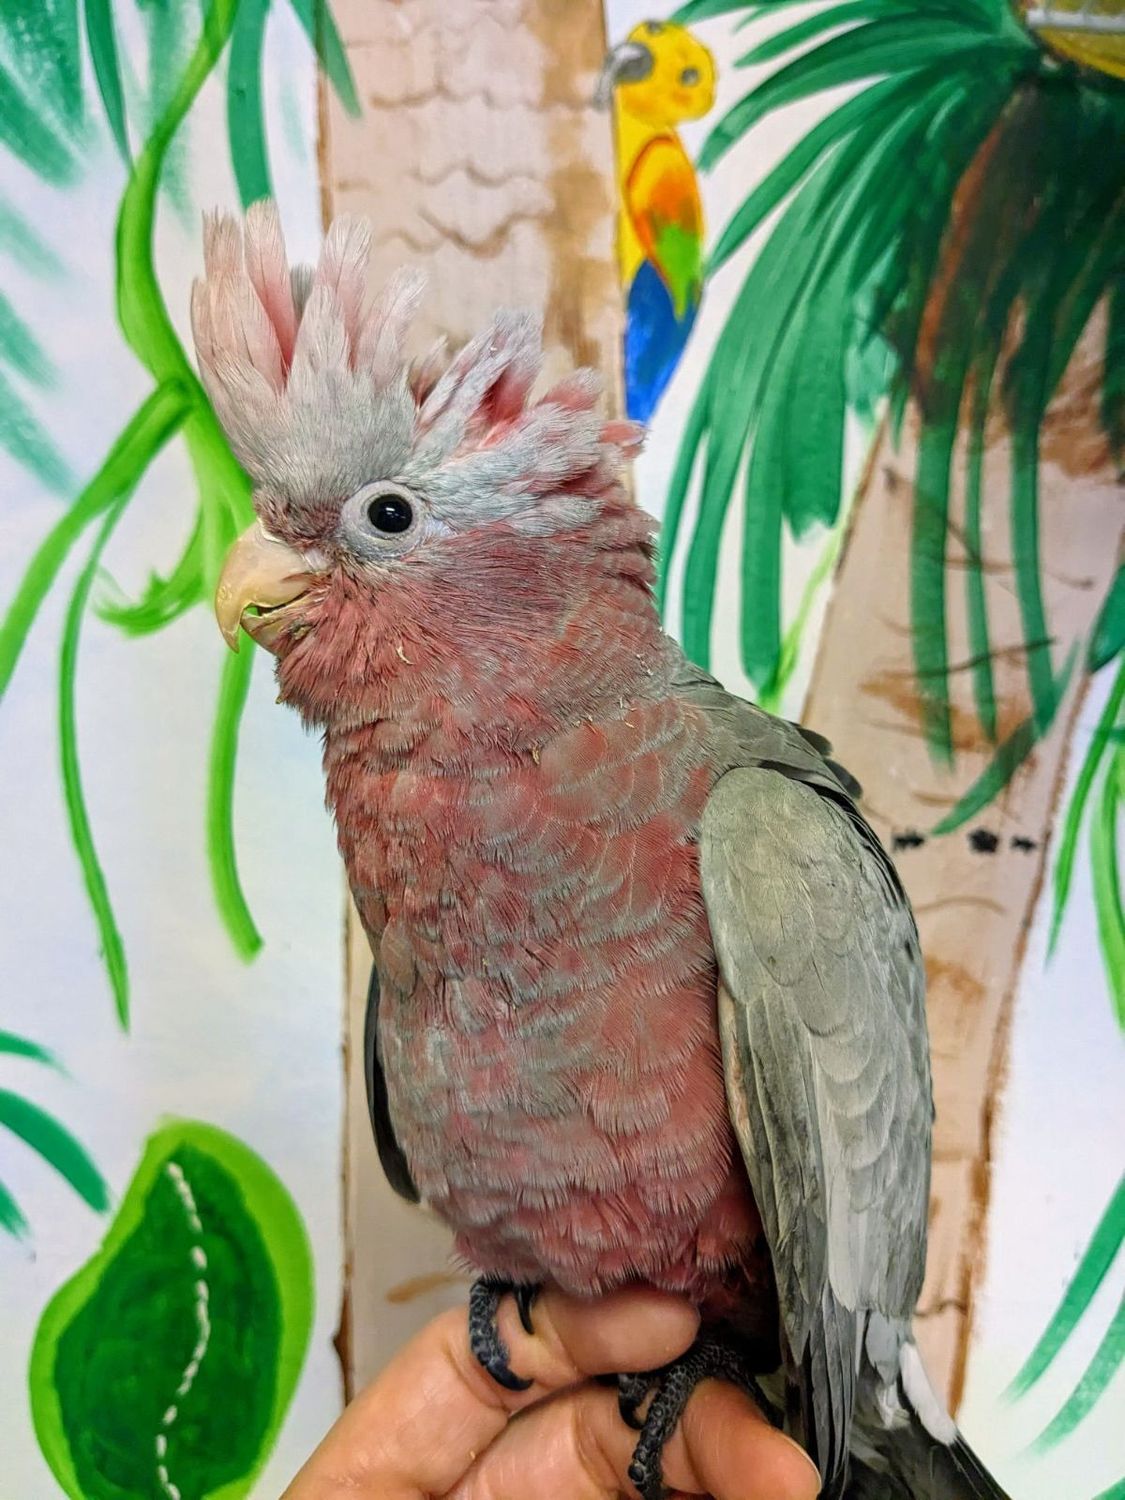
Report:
339,481,425,560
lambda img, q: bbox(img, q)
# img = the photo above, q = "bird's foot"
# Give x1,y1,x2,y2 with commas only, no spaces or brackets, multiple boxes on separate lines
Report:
467,1277,541,1392
620,1333,783,1500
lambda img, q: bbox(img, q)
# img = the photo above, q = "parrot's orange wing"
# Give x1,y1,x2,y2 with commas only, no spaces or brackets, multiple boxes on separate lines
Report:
625,134,704,319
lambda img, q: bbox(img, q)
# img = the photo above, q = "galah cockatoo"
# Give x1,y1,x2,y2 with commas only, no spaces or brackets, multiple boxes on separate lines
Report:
199,204,1008,1500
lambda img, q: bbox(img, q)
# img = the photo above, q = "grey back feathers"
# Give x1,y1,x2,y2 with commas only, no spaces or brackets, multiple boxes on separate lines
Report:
685,662,932,1491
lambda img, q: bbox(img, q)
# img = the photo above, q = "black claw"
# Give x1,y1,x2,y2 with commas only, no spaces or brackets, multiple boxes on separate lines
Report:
467,1278,541,1393
623,1335,782,1500
514,1283,539,1336
617,1371,652,1430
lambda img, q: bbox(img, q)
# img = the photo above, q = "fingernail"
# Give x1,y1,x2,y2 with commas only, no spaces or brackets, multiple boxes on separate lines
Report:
779,1432,821,1496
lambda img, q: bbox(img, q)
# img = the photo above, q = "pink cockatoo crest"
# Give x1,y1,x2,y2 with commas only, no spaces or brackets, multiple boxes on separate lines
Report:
191,201,643,531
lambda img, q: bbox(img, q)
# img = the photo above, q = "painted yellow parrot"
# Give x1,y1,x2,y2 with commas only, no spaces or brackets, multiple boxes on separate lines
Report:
597,20,716,422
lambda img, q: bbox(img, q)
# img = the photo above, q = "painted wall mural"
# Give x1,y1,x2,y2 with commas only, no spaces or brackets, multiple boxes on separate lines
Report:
1,2,346,1493
3,2,1122,1497
605,1,1124,1497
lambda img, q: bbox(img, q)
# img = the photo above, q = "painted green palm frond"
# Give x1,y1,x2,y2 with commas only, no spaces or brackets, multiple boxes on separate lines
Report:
0,290,59,387
2,0,360,1015
0,200,66,279
1049,661,1125,983
0,1088,109,1215
288,0,360,116
0,1036,105,1237
1105,279,1124,464
661,0,1035,686
0,63,80,185
0,290,74,494
228,0,273,208
666,0,1124,771
1,0,84,135
227,0,361,211
84,0,130,160
0,1031,62,1068
1090,739,1124,1027
1007,1175,1125,1450
931,646,1078,837
0,1177,29,1238
0,368,74,497
1090,567,1125,675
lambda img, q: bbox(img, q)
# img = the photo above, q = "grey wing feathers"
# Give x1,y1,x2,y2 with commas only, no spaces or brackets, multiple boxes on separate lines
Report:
701,768,931,1489
364,963,420,1204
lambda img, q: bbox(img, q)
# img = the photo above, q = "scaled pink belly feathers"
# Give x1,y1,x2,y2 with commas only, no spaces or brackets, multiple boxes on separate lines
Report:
304,524,773,1324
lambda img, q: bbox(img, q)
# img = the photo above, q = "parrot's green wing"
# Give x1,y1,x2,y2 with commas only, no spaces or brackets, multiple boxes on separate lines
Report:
697,735,931,1489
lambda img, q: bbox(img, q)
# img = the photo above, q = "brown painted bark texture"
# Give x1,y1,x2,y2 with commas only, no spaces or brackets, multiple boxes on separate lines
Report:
320,0,620,1393
802,313,1122,1407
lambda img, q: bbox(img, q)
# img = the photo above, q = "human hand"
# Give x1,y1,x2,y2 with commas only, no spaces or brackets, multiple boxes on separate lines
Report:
282,1286,821,1499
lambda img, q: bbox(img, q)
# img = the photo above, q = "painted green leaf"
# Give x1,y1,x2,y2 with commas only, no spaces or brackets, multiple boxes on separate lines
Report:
30,1119,314,1500
288,0,361,116
931,647,1077,837
228,0,273,210
0,1030,61,1068
84,0,130,162
0,1089,109,1213
1,0,84,132
1090,566,1125,675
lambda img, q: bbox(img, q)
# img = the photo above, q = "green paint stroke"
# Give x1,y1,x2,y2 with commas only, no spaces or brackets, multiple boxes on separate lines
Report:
0,1088,109,1213
60,503,133,1029
0,1030,61,1069
759,521,843,717
1091,743,1125,1029
1090,566,1125,676
83,0,130,161
141,0,197,223
1008,1174,1125,1399
0,289,59,386
1050,659,1125,957
931,645,1076,837
228,0,273,210
0,1177,29,1239
1033,1292,1125,1453
289,0,361,117
30,1118,314,1500
0,0,84,133
0,380,189,704
0,58,80,185
208,644,263,959
0,198,66,278
0,366,73,495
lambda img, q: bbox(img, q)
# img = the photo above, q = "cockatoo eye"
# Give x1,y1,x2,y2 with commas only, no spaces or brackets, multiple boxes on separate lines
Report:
338,480,423,558
366,492,414,535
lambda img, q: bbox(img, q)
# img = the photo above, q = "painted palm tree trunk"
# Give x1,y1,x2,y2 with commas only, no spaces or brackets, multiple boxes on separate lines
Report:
803,307,1121,1407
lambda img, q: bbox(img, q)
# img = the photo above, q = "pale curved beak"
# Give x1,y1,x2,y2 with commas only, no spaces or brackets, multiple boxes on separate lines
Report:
215,522,314,651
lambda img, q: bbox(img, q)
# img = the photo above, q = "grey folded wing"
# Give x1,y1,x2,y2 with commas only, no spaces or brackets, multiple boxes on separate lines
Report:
700,767,932,1489
364,963,420,1204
